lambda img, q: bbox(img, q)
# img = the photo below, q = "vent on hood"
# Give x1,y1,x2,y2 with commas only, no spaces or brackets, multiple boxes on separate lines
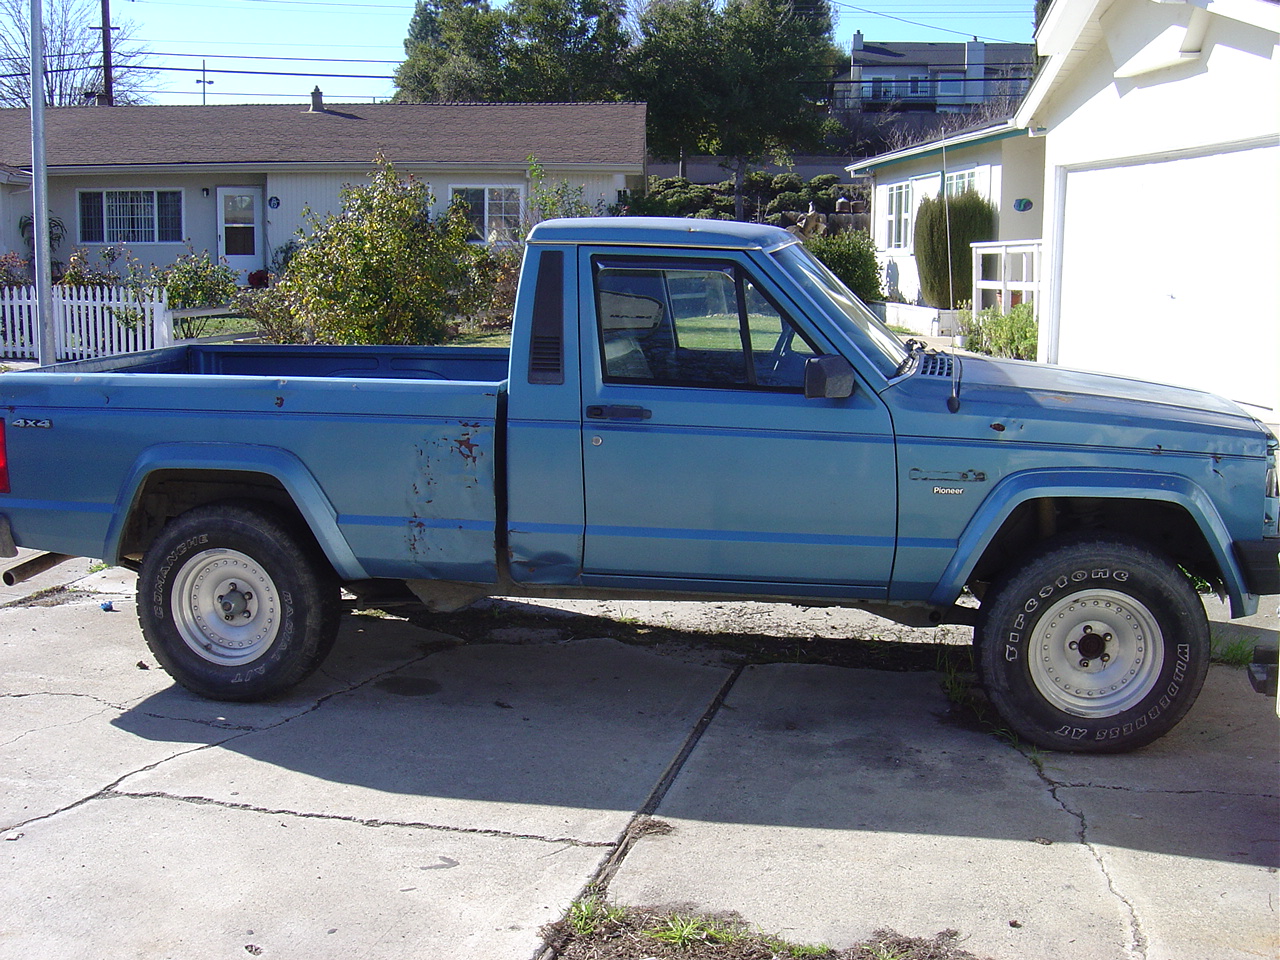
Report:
917,354,954,377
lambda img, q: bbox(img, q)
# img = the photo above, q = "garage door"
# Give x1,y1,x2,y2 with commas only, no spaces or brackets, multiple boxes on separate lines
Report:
1057,144,1278,423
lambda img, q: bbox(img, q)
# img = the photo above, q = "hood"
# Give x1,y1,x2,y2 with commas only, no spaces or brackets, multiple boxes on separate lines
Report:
888,353,1269,457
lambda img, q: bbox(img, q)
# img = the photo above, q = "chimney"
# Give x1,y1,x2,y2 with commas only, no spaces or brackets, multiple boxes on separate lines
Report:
310,86,324,112
851,30,863,53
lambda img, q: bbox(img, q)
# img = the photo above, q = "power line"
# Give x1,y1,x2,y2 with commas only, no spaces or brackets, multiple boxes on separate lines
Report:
828,0,1023,43
115,62,395,79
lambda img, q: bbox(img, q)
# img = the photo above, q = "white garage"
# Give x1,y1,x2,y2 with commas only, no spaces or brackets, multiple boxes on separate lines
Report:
1020,0,1280,425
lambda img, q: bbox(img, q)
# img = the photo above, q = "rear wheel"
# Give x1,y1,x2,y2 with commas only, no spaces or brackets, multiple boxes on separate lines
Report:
976,535,1209,753
138,502,340,701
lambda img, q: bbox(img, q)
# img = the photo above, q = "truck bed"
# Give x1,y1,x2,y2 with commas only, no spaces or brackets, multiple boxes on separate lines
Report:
44,343,512,383
0,342,508,583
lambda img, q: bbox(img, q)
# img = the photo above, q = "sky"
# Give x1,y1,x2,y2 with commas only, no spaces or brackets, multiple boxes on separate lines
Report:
114,0,1038,106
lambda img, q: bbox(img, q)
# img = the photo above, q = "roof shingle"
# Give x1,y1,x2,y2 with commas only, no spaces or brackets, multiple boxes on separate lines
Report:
0,100,647,169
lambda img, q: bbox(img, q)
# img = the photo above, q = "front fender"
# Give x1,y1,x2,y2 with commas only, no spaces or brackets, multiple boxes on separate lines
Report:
928,467,1255,617
104,443,369,581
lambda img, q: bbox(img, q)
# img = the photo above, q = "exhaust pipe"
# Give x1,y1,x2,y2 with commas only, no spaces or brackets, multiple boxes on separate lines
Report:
2,552,75,587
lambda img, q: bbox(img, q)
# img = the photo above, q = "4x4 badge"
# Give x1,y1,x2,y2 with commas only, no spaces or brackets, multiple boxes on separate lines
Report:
12,418,52,428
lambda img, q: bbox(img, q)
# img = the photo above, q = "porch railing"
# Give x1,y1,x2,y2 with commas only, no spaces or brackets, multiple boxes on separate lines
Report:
971,240,1042,317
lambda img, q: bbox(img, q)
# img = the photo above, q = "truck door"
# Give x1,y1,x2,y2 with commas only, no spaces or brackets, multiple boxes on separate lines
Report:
577,249,897,599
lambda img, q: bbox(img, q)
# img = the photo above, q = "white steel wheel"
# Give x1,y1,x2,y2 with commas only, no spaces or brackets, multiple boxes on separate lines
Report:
976,534,1210,753
138,501,341,702
1028,589,1164,718
172,548,281,666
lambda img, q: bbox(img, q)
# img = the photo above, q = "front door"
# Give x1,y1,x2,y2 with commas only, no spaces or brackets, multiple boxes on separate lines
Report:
577,248,898,599
216,187,264,276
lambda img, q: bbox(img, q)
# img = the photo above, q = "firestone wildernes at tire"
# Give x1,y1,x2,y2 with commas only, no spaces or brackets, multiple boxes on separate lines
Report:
976,534,1210,753
137,501,341,701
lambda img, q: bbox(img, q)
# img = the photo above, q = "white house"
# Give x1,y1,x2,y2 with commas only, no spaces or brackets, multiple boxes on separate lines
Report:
0,95,647,280
1017,0,1279,425
846,120,1046,308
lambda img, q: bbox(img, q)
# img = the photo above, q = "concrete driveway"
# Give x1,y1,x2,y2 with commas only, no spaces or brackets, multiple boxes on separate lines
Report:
0,566,1276,960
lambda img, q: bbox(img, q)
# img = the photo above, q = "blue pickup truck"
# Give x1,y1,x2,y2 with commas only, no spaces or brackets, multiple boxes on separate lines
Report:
1,218,1276,752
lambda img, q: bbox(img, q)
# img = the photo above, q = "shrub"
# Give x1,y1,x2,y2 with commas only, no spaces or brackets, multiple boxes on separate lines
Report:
959,302,1038,360
913,189,996,309
771,172,803,194
159,247,238,310
766,190,806,215
804,230,883,304
279,155,495,345
235,287,311,344
0,252,29,287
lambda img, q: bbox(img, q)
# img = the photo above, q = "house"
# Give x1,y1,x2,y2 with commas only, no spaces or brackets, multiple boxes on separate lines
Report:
0,94,647,279
846,119,1046,310
831,33,1034,118
1016,0,1279,424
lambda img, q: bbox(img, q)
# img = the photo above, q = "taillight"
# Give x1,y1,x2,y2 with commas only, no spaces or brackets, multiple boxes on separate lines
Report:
0,420,8,493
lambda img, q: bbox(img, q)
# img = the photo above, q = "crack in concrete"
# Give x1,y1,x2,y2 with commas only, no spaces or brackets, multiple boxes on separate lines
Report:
531,663,746,960
1046,780,1277,800
101,789,614,847
1025,754,1149,960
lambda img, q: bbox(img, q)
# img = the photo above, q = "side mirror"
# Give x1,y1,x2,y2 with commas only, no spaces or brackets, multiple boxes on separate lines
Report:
804,355,856,399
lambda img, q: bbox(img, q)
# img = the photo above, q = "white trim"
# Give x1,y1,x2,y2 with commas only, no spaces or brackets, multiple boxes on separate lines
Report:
1040,164,1069,366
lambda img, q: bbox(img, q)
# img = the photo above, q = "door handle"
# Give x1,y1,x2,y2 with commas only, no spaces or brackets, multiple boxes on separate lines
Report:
586,404,652,421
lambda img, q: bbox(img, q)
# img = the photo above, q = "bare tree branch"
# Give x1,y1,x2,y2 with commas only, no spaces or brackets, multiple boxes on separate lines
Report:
0,0,155,106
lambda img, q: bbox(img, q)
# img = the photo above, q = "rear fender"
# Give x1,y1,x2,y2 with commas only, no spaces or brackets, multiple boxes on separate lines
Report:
105,443,369,581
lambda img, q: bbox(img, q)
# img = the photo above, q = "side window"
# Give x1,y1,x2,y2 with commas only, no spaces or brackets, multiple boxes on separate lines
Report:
593,257,819,390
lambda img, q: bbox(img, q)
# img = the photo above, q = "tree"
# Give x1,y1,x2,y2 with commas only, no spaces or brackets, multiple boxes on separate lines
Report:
396,0,629,103
628,0,721,162
629,0,840,218
396,0,507,102
279,156,495,345
712,0,839,217
0,0,154,106
503,0,630,101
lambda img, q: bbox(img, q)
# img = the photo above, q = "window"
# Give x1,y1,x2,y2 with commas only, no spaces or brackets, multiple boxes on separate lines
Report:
937,71,965,99
592,257,819,390
945,170,977,196
78,190,183,244
886,183,912,249
450,185,523,242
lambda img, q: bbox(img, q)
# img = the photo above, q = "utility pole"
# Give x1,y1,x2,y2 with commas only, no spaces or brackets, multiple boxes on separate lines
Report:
30,0,56,365
90,0,115,105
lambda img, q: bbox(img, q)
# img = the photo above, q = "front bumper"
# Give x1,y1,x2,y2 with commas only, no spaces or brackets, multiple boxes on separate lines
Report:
1235,539,1280,596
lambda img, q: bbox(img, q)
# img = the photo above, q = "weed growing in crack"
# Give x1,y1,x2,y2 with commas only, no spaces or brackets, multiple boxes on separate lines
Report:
650,913,736,948
566,897,625,937
1210,632,1259,667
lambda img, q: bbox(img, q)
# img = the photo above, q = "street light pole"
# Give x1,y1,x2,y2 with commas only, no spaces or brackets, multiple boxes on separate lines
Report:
30,0,56,366
197,60,214,104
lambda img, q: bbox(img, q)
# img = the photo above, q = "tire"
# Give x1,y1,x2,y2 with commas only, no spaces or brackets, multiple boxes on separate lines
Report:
137,502,341,701
975,534,1209,753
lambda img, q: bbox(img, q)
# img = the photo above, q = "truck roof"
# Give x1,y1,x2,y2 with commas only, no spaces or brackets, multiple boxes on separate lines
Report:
526,216,798,251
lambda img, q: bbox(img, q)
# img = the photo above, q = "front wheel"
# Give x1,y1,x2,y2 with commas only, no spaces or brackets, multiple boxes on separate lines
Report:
138,502,340,701
975,535,1209,753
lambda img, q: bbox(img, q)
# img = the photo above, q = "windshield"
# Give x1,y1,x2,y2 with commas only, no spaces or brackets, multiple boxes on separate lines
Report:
772,242,908,379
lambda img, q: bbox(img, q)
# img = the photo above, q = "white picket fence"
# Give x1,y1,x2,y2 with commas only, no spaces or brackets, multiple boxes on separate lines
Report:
0,285,173,361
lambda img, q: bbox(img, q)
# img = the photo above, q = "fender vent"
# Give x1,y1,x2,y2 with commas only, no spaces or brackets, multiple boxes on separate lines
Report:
918,354,954,377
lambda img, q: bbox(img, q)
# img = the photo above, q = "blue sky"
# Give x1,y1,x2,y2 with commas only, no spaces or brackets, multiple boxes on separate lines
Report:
118,0,1037,105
